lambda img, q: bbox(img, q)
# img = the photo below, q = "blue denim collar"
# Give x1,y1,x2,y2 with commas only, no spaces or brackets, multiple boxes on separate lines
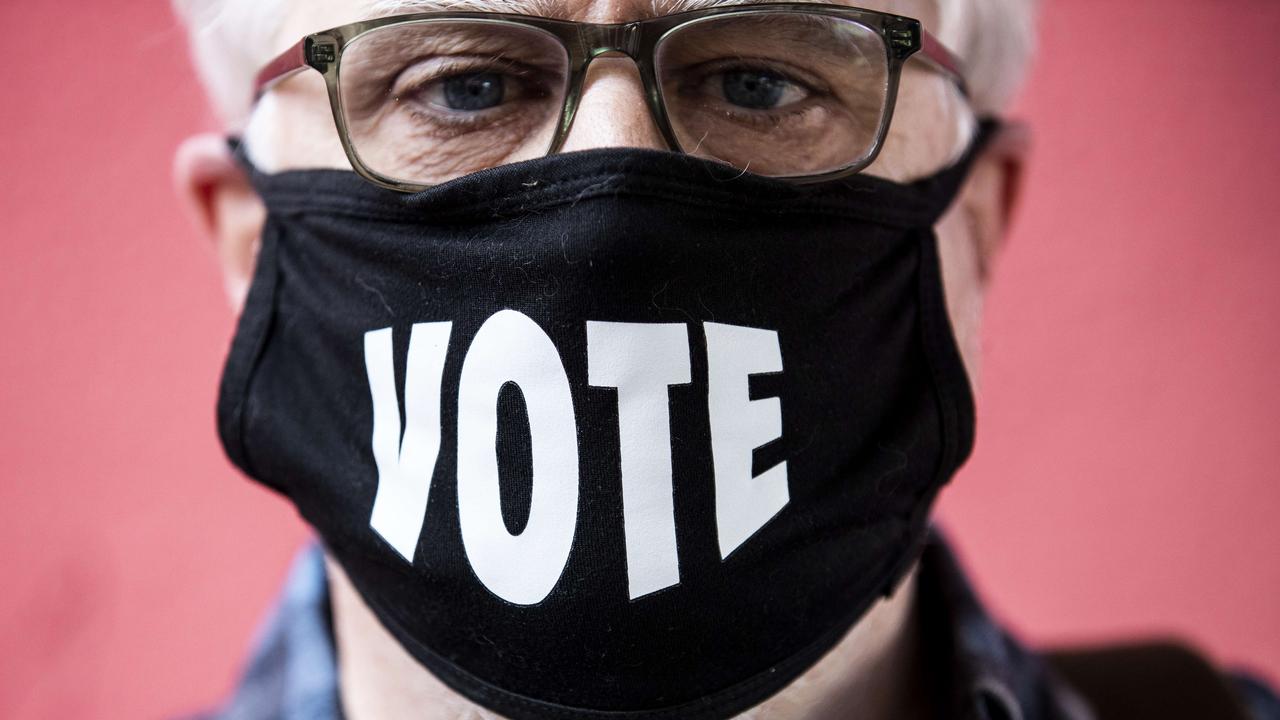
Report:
201,547,342,720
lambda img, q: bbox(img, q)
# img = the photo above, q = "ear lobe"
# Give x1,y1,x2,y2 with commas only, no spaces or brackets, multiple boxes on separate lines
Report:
173,133,266,312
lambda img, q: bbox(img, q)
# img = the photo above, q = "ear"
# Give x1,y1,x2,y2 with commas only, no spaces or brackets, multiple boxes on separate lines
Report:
173,134,266,313
960,120,1030,284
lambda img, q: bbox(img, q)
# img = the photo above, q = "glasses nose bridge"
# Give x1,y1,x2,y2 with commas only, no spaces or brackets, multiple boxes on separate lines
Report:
552,20,680,155
578,21,642,62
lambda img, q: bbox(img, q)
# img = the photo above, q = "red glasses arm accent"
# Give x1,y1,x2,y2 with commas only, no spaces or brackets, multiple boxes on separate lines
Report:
253,38,309,100
918,29,968,97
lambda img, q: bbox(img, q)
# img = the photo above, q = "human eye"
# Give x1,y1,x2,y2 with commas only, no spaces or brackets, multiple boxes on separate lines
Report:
390,57,560,134
700,64,812,111
672,59,829,129
337,22,570,183
417,70,508,112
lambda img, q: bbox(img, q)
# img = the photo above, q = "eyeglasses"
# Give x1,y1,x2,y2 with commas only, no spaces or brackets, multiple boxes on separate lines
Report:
254,3,966,191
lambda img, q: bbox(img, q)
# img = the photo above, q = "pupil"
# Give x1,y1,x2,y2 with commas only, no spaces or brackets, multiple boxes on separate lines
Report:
722,70,786,109
443,72,504,111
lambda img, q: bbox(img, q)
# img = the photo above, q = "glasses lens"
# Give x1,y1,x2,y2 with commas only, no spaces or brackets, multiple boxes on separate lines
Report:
339,20,570,186
655,12,889,178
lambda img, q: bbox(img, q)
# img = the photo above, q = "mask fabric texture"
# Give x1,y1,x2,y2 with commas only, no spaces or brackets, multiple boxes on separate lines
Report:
220,126,993,720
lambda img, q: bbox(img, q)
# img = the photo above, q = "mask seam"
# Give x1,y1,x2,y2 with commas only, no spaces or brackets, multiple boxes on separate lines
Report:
260,187,936,231
217,222,286,493
869,230,975,605
916,219,976,478
253,172,941,229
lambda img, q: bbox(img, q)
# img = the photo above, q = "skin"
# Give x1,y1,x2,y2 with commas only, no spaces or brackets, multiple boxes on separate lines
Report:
175,0,1027,717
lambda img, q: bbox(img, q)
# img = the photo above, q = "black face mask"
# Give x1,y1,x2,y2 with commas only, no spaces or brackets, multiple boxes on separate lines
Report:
219,126,991,720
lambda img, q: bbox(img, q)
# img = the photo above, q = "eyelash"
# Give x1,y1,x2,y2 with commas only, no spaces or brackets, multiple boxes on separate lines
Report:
721,105,822,135
678,58,828,95
398,59,548,100
403,103,531,138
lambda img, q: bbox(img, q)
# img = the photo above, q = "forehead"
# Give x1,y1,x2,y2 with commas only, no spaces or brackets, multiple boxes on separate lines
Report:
275,0,938,41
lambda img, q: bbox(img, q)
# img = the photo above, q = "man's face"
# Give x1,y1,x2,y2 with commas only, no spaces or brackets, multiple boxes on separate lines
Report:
174,4,1020,713
188,0,1014,389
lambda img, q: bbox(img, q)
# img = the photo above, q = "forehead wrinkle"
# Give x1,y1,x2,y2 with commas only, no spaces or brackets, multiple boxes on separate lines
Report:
652,0,831,17
366,0,563,18
365,0,872,21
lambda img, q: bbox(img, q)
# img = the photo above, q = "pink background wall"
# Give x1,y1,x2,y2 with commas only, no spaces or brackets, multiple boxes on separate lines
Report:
2,0,1277,717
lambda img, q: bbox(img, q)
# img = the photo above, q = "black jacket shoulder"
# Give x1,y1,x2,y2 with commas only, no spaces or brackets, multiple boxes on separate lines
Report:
1045,640,1280,720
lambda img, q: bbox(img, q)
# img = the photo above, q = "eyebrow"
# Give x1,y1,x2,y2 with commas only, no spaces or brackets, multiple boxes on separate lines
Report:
367,0,837,21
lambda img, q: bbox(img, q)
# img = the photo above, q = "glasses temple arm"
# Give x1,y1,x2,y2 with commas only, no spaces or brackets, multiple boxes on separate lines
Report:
253,38,310,100
916,29,969,99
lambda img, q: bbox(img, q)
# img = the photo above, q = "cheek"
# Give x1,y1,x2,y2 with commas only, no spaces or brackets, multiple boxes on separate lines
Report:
244,74,352,173
933,209,985,392
867,70,971,182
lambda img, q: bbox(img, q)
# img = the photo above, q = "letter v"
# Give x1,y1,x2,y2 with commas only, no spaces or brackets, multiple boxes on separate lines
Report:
364,323,452,563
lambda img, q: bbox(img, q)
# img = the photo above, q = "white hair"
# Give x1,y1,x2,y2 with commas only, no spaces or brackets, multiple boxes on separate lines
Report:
173,0,1039,130
935,0,1039,114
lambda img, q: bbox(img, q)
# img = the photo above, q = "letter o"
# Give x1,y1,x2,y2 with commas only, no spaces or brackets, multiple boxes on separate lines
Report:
456,310,579,605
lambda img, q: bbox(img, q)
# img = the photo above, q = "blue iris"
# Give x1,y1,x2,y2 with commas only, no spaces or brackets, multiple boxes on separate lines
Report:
443,72,505,111
721,70,787,109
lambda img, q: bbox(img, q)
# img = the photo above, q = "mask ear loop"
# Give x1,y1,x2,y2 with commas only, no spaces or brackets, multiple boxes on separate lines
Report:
225,135,260,177
909,116,1004,224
